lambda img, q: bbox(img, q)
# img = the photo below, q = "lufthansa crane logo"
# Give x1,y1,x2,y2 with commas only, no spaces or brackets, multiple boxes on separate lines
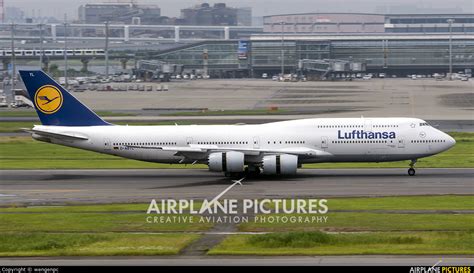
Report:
34,85,63,114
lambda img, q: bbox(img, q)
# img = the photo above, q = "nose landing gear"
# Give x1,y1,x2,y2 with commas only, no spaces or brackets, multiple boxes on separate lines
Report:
408,159,417,176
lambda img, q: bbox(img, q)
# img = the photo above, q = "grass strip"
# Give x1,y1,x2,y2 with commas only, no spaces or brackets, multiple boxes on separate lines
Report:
0,232,199,256
209,231,474,255
0,212,212,233
239,213,474,232
266,195,474,211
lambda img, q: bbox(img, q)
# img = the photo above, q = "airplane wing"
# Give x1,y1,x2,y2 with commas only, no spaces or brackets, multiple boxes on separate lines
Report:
125,144,328,157
22,128,89,141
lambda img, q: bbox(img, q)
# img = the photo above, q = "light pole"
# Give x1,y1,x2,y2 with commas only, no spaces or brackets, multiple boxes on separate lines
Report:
63,14,68,87
39,23,44,69
105,21,109,78
10,22,16,93
447,19,454,80
280,21,284,77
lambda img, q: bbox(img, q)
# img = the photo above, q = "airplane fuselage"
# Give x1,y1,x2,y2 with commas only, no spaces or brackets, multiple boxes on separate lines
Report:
32,117,455,168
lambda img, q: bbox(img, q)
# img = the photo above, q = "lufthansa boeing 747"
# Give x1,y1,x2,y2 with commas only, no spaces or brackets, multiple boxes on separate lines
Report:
19,70,455,177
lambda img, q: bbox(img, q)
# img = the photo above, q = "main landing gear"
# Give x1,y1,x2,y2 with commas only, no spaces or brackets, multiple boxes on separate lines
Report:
225,166,260,179
244,165,261,177
408,159,417,176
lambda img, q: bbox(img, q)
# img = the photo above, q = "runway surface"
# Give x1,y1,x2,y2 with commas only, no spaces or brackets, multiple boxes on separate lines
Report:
0,168,473,205
0,256,472,266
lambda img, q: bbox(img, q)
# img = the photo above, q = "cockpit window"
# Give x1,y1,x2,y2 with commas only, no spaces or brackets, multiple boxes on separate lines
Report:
419,122,430,126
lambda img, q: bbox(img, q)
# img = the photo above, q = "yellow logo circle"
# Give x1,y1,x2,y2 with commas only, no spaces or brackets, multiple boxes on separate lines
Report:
34,85,63,114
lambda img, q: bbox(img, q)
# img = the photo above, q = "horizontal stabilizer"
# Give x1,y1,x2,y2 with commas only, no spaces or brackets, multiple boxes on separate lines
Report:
22,128,89,141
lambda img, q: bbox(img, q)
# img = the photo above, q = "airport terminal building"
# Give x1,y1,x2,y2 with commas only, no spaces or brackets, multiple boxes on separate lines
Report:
263,13,474,34
154,33,474,77
152,12,473,77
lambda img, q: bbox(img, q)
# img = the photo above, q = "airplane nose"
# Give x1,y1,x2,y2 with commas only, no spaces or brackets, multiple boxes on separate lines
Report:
449,135,456,147
445,134,456,148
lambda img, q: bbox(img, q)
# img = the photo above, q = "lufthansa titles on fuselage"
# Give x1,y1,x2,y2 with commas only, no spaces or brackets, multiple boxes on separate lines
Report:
337,130,396,140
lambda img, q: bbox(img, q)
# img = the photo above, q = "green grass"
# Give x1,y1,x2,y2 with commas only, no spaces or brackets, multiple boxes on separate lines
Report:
240,213,474,232
0,201,211,232
0,202,205,256
247,231,334,248
247,231,423,248
269,195,474,211
0,132,472,169
237,195,474,255
0,111,136,118
163,109,287,116
1,194,470,213
209,231,474,255
0,213,212,233
0,201,204,213
0,232,199,256
0,196,472,256
0,203,150,213
329,195,474,211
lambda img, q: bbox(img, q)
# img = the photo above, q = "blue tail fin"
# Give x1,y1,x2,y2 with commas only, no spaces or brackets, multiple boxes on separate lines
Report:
19,70,110,126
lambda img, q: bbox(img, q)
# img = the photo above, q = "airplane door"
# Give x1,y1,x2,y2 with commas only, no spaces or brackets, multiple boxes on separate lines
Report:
253,136,260,149
104,138,111,150
321,136,328,149
186,137,193,145
397,137,405,148
364,119,373,132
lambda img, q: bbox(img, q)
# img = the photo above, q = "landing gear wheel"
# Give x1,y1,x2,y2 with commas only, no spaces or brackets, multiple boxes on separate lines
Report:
245,165,261,177
407,159,417,176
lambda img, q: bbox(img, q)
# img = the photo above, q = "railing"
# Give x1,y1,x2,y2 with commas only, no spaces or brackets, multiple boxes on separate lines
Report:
0,49,105,57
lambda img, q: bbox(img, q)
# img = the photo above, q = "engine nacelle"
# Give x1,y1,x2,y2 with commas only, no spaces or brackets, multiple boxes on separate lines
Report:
208,151,245,173
262,154,298,175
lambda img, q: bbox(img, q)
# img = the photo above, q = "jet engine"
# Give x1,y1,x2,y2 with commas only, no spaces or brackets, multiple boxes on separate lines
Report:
261,154,298,175
208,151,245,173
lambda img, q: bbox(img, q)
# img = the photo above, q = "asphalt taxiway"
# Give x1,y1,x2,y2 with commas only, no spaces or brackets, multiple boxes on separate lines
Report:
0,168,472,205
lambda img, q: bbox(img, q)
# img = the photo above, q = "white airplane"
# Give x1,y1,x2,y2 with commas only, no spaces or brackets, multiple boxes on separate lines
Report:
20,70,455,177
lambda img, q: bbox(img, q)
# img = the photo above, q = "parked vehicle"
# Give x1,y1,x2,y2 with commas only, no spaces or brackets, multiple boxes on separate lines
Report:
0,91,7,108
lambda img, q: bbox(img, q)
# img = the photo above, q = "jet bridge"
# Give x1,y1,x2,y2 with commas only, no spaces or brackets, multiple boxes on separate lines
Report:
136,60,183,82
298,59,366,80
